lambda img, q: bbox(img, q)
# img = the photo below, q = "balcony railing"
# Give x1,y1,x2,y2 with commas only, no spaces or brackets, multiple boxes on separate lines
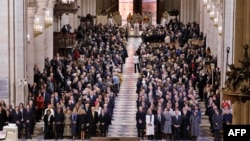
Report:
53,32,76,56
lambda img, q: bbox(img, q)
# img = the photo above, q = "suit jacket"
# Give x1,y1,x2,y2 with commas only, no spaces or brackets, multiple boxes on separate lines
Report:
136,111,146,129
172,115,182,128
98,113,108,130
23,109,33,126
212,113,223,130
11,110,22,124
155,114,165,132
87,111,98,125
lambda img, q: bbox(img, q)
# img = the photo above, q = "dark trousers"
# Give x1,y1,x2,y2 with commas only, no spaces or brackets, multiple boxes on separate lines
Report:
137,127,144,139
134,64,140,73
55,124,64,139
214,129,221,141
173,127,181,141
25,122,31,139
44,124,53,139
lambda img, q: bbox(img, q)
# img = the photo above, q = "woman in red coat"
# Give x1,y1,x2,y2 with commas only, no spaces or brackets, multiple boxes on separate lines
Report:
36,92,45,121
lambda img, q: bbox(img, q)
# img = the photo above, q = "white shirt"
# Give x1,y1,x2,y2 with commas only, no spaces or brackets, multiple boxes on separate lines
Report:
133,55,139,64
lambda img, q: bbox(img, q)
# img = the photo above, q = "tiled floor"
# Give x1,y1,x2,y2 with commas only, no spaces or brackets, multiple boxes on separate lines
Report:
107,37,141,137
18,37,218,141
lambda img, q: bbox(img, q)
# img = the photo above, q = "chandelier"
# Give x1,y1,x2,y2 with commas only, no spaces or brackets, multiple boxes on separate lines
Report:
45,10,53,28
61,0,75,5
54,0,79,18
33,18,43,37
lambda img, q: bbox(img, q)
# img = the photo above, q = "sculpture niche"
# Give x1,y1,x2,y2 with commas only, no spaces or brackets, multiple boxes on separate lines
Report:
224,44,250,95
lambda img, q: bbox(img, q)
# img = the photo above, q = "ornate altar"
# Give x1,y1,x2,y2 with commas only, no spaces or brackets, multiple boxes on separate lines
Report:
223,44,250,124
112,11,122,26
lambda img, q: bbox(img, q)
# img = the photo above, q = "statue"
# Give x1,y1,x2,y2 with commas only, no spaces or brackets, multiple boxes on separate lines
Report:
224,44,250,95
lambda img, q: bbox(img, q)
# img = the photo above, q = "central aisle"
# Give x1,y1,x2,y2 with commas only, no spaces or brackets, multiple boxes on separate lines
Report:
107,37,141,137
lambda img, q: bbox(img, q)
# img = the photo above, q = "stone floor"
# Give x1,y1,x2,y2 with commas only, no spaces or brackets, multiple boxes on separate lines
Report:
18,37,218,141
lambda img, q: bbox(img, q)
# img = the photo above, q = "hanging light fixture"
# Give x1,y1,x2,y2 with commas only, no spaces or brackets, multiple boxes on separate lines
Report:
218,26,222,36
214,11,219,27
33,17,43,37
209,5,215,19
27,34,30,44
207,0,211,12
61,0,75,6
203,0,208,6
45,10,53,28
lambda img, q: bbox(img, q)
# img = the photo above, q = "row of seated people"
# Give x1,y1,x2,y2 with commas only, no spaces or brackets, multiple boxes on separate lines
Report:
0,23,128,140
134,19,226,141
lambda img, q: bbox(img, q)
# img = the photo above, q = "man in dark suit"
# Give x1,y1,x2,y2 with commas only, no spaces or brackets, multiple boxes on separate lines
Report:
54,107,64,139
154,108,165,140
98,108,108,137
172,109,182,141
86,106,99,137
136,106,146,139
0,105,6,131
11,106,22,138
212,109,223,141
23,104,33,139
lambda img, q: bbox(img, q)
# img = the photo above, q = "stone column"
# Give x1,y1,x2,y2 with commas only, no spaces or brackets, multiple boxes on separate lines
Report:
180,0,185,23
34,0,47,72
189,0,194,22
0,0,15,106
14,0,27,105
45,0,54,60
26,7,36,84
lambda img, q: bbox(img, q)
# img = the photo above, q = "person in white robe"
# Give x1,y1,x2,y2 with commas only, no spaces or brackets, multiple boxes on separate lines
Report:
146,109,154,140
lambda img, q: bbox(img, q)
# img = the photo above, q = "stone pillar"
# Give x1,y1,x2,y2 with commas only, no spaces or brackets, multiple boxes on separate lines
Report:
14,0,27,105
34,0,47,72
0,0,14,106
180,0,185,23
27,7,36,84
199,0,204,31
45,0,54,61
189,0,194,22
233,0,244,67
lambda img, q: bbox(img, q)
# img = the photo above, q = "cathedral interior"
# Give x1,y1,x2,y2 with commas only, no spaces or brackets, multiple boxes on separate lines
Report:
0,0,250,141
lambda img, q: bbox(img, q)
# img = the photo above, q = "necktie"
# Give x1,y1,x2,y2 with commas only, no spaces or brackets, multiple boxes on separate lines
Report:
158,115,161,121
150,115,152,122
92,112,94,118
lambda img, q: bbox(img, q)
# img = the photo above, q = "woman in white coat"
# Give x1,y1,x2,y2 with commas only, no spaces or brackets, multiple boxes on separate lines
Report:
146,108,154,140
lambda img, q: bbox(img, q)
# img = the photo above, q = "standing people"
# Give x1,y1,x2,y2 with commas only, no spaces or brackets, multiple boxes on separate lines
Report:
24,104,33,139
136,106,146,139
154,107,165,140
71,108,78,139
99,108,108,137
87,106,99,137
11,106,22,138
172,109,182,141
190,110,201,140
78,108,86,140
163,108,172,140
212,109,223,141
145,109,154,140
44,109,54,139
0,105,6,131
133,52,140,73
54,107,64,139
63,108,72,138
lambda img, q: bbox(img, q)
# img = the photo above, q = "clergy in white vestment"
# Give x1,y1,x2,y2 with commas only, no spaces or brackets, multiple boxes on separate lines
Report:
146,109,154,139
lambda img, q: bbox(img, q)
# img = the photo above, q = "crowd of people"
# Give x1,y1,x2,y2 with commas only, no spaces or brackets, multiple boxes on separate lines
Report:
0,16,234,141
135,18,232,141
0,21,128,140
